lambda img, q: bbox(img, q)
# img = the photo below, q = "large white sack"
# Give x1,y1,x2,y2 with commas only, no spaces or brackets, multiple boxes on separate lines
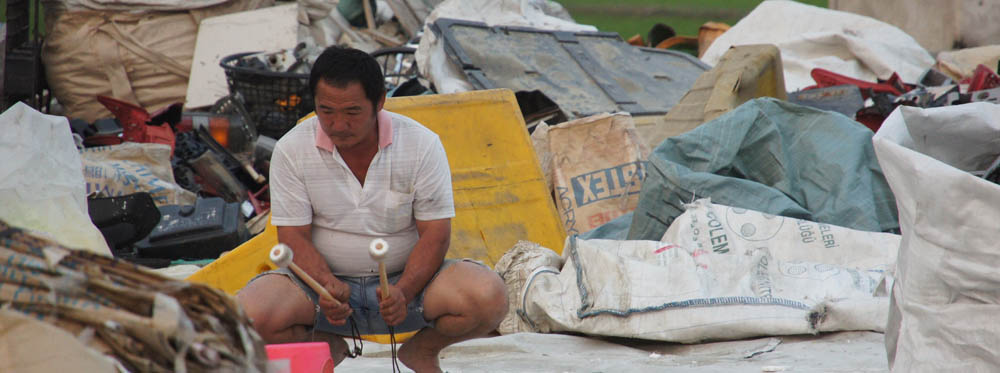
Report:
520,237,889,343
415,0,595,94
662,199,899,272
873,103,1000,371
0,103,111,256
830,0,1000,54
701,0,934,92
494,240,563,335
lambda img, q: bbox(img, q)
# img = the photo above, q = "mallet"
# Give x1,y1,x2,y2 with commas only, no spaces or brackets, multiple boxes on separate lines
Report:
269,244,340,306
369,238,390,300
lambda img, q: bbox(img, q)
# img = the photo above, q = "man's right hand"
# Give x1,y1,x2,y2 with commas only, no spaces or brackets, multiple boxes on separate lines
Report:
319,278,352,325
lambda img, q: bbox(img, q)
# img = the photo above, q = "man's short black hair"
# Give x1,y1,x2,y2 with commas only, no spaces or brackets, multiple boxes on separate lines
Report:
309,46,386,106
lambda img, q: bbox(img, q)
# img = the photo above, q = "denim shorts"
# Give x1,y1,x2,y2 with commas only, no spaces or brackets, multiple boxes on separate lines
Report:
251,258,473,336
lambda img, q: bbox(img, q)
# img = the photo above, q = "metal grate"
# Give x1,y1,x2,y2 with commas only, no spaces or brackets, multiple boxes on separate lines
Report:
2,0,47,112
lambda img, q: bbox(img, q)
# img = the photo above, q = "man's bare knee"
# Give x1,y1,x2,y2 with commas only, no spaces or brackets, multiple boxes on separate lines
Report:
237,274,315,342
469,267,507,328
441,263,507,327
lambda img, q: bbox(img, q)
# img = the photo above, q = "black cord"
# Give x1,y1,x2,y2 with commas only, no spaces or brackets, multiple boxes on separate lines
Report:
345,316,364,359
389,325,401,373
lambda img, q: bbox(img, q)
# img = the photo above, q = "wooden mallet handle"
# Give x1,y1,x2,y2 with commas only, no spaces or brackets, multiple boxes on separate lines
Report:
369,239,390,301
269,244,340,306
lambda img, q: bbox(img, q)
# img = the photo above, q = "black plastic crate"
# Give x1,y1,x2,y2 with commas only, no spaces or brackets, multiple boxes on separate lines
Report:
5,0,30,51
220,52,314,139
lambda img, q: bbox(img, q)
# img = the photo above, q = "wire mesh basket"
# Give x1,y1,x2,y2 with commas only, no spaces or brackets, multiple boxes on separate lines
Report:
220,52,314,139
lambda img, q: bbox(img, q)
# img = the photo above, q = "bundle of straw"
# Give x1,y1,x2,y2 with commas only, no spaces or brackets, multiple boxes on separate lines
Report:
0,220,267,372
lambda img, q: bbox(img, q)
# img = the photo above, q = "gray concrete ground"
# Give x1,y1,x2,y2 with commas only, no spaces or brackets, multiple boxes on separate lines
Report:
335,331,887,372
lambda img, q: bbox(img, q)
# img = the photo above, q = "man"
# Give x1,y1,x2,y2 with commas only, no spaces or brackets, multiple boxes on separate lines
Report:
237,46,507,373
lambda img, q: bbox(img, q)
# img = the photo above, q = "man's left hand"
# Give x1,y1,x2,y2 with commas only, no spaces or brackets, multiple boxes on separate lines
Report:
376,284,408,326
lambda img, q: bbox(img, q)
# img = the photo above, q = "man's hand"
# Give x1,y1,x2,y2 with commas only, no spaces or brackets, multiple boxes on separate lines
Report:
376,284,408,326
319,278,352,325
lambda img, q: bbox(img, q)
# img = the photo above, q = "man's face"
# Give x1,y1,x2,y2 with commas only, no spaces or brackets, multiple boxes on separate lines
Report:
315,79,384,150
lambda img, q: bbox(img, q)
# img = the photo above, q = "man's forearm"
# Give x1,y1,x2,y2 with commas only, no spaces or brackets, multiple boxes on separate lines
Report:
395,219,451,302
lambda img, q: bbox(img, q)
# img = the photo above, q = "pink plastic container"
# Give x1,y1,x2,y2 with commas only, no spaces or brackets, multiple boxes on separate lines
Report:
265,342,334,373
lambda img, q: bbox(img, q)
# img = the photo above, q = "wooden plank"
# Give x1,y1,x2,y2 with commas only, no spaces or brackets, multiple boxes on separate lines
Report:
384,0,423,39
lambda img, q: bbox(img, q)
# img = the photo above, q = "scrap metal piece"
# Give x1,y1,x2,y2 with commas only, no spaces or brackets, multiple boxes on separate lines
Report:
925,85,962,107
810,68,914,99
788,85,864,117
431,18,709,119
918,68,955,87
95,95,177,154
966,64,1000,92
971,87,1000,104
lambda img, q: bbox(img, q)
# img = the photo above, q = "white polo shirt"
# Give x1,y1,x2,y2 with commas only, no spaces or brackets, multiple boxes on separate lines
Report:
269,110,455,276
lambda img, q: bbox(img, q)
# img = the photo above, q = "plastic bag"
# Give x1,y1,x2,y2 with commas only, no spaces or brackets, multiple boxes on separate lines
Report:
0,103,111,255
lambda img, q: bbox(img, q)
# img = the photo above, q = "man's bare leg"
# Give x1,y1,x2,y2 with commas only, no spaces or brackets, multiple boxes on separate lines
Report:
398,262,508,372
237,274,350,366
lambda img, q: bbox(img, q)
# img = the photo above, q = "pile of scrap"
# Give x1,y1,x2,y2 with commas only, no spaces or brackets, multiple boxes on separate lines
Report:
0,220,266,372
8,0,1000,371
492,1,1000,371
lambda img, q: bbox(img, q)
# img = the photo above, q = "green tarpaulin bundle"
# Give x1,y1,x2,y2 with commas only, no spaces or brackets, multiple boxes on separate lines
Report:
627,97,899,241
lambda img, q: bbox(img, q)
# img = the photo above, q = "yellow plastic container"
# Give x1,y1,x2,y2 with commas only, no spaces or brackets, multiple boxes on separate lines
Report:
384,89,566,264
187,89,565,342
186,218,279,295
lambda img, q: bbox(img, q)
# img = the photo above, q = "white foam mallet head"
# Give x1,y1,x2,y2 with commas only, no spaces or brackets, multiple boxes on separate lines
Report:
369,238,389,261
267,243,339,304
369,238,391,300
269,243,294,268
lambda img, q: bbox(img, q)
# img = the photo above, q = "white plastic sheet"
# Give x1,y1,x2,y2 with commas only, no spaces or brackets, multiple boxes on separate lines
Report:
873,103,1000,371
0,103,111,255
701,0,934,92
415,0,595,94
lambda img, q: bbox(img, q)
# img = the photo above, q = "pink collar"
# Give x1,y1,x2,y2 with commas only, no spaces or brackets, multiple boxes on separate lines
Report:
315,110,394,152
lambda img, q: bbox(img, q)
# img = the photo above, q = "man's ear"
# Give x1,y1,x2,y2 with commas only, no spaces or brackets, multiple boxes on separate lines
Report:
375,92,386,112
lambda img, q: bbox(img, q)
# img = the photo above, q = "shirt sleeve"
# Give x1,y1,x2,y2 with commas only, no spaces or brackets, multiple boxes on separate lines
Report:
412,136,455,221
269,142,313,226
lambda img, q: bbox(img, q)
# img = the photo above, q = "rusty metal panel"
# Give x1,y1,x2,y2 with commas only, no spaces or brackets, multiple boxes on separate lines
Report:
431,18,709,119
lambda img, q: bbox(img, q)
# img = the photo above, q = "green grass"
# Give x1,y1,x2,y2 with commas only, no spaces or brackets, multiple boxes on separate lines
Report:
571,13,736,42
561,0,826,44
